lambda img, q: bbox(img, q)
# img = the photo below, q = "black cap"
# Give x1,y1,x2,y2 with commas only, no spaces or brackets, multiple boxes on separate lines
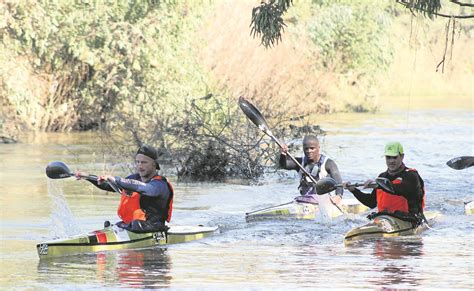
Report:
136,145,160,170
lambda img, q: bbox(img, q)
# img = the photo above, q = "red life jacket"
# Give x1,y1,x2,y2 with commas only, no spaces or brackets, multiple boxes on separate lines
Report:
117,175,174,223
376,168,425,213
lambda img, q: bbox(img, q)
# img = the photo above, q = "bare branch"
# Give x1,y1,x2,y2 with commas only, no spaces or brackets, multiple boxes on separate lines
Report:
397,0,474,18
450,0,474,7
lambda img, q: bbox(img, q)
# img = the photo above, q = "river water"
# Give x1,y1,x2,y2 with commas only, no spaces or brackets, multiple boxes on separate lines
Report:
0,102,473,289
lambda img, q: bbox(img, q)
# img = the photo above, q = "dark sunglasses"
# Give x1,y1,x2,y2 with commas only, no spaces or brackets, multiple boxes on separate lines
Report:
385,155,399,160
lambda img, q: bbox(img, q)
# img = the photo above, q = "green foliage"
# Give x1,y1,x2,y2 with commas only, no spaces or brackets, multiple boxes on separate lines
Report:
2,0,275,179
250,0,293,48
2,0,211,131
399,0,441,19
308,0,393,76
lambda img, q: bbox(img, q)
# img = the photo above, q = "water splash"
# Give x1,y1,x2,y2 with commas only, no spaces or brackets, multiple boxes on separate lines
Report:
47,179,82,238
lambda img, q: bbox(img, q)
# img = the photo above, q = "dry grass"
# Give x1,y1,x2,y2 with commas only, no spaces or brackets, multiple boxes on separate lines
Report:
0,53,79,134
199,2,473,114
198,1,339,118
378,15,473,109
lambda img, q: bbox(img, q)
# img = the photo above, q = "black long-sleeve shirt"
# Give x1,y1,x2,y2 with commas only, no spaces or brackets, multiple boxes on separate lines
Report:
279,154,344,196
85,173,172,223
85,173,170,198
350,166,424,215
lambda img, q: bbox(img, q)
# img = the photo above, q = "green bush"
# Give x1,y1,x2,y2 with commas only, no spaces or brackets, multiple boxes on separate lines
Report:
308,0,393,76
2,0,211,131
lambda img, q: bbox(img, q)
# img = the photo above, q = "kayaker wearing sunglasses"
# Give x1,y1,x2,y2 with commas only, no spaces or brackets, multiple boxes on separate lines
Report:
76,144,174,233
279,135,344,206
345,141,426,224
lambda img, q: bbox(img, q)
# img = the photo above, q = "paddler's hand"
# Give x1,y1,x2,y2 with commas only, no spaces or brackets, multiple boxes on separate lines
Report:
343,181,356,192
75,171,88,180
97,175,115,185
281,143,289,155
363,179,375,189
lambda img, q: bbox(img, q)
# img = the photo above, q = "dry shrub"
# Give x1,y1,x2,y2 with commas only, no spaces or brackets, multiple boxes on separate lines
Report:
0,55,80,132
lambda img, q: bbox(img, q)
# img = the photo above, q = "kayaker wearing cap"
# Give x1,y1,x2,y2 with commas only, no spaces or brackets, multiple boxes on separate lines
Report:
345,141,425,223
76,144,173,232
279,135,344,205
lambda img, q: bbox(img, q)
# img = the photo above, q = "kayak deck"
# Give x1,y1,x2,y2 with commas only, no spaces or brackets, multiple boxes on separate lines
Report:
465,201,473,215
37,224,219,259
245,198,368,222
344,211,438,244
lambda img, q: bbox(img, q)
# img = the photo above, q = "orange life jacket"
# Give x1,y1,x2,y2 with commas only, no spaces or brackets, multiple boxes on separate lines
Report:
376,168,425,213
117,175,174,223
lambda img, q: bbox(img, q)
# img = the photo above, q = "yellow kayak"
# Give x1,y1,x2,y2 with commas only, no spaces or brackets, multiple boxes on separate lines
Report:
344,211,438,244
37,224,219,259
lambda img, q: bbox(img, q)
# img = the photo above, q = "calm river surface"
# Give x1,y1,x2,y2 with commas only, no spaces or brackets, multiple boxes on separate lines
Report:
0,103,473,289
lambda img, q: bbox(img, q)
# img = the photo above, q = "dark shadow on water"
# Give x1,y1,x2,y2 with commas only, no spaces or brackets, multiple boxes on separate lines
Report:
345,237,425,288
371,238,425,289
37,247,172,288
373,238,424,260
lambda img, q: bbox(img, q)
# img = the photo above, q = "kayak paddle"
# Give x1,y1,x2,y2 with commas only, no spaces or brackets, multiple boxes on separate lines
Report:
45,161,121,193
315,177,393,195
315,177,369,195
46,161,98,180
238,97,317,185
446,156,474,170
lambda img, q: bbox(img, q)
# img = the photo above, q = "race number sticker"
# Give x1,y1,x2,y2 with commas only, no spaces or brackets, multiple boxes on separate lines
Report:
302,205,311,215
378,219,395,233
153,232,166,244
38,244,48,256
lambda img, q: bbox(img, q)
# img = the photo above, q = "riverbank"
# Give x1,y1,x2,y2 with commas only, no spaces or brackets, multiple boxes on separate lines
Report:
1,1,472,144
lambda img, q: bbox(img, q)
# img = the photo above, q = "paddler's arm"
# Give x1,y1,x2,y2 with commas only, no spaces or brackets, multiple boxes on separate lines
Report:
325,159,343,197
279,144,303,171
75,172,116,192
346,185,377,209
114,177,170,198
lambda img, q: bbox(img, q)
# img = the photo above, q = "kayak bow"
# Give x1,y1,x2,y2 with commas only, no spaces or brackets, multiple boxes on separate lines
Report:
37,224,219,259
344,211,439,244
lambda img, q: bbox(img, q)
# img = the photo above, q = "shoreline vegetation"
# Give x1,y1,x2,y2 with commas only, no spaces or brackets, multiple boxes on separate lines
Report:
1,1,472,180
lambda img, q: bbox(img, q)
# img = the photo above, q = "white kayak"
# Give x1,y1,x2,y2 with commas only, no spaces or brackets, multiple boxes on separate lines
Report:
245,197,368,222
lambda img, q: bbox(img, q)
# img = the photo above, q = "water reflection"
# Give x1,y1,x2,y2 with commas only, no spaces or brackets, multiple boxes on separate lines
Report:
373,238,424,260
37,247,172,288
372,239,424,289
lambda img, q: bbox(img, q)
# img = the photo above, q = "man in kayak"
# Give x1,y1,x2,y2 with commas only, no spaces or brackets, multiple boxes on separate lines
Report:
279,135,344,207
76,145,174,232
345,141,425,223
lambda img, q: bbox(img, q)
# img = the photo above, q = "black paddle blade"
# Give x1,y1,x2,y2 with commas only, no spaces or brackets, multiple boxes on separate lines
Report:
375,177,395,194
238,97,271,133
315,177,338,195
46,161,73,179
447,156,474,170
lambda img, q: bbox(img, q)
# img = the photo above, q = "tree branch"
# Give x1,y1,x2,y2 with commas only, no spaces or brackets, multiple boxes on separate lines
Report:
396,0,474,18
450,0,474,7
